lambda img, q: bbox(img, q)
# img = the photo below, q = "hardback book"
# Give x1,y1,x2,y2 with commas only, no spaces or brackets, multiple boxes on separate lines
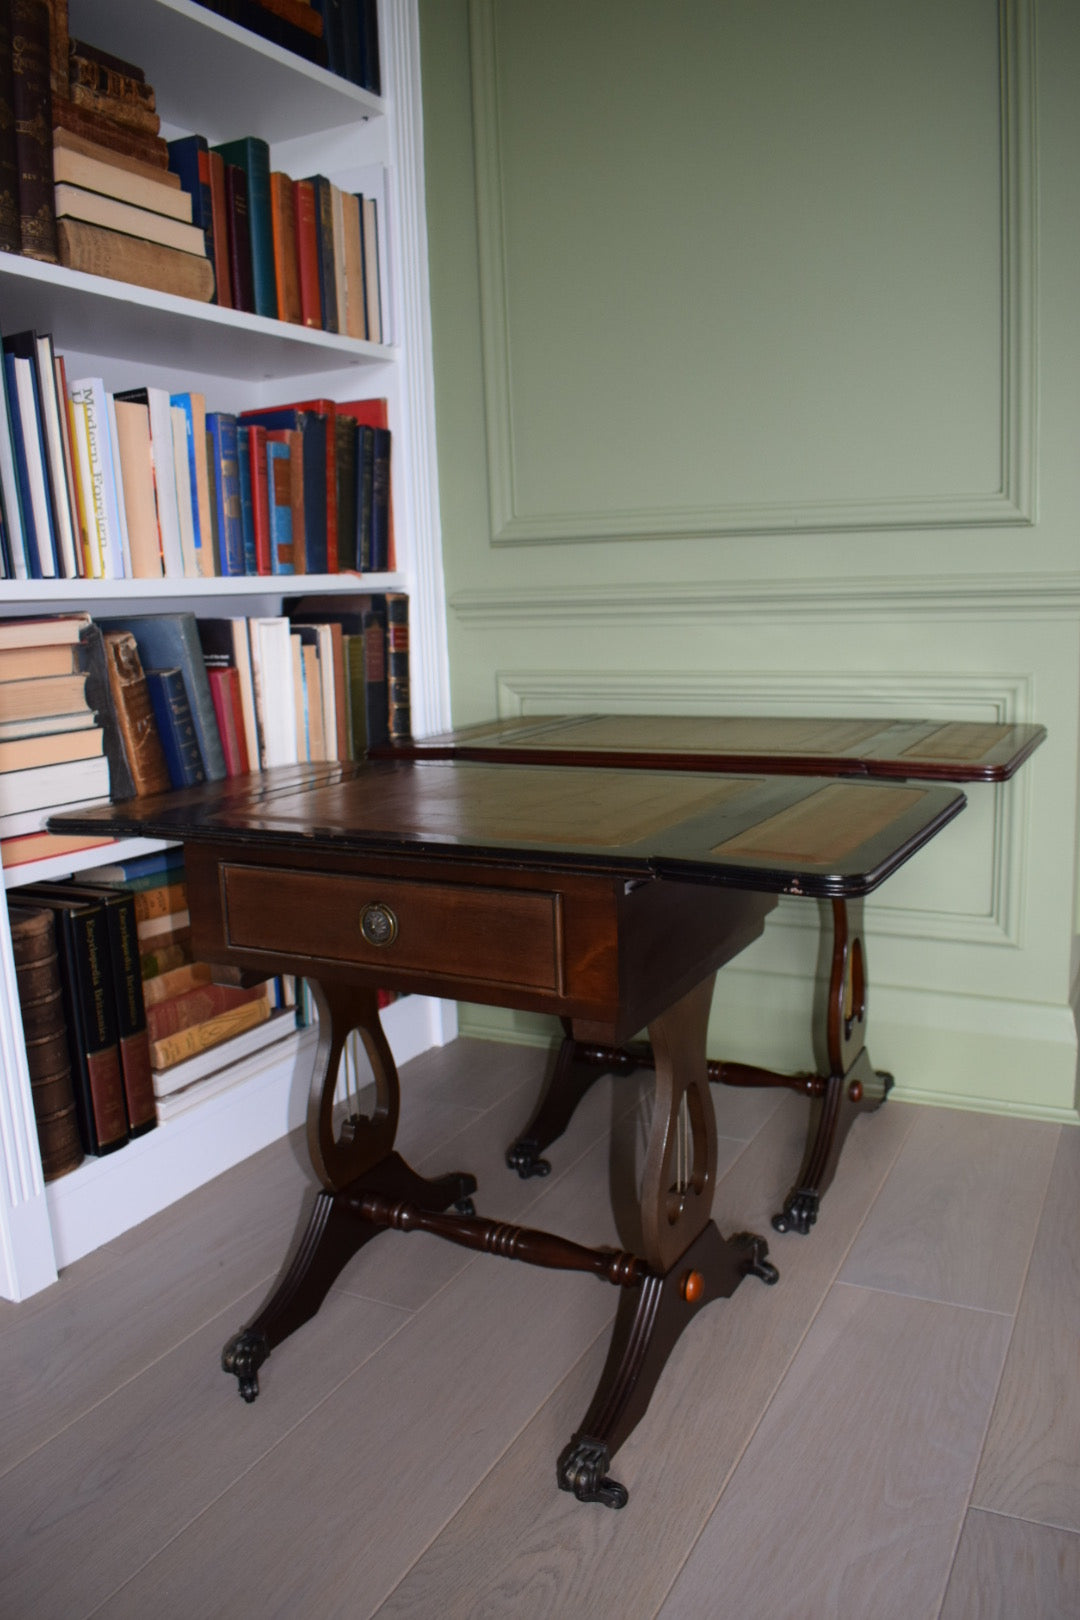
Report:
53,183,207,256
0,752,109,817
340,189,365,339
112,398,164,579
207,664,250,776
248,616,297,766
103,393,133,582
265,432,300,574
334,415,358,571
29,880,157,1136
223,161,254,312
3,344,57,578
151,1008,297,1116
8,904,84,1179
385,591,411,742
235,423,255,572
335,397,393,569
149,985,272,1073
85,844,184,887
112,387,184,577
293,178,321,327
53,126,178,190
144,666,206,789
66,376,126,575
0,349,29,576
171,392,213,577
44,0,67,104
239,402,335,572
26,332,78,578
20,888,129,1155
139,936,192,981
169,403,199,576
269,170,302,324
52,97,170,171
0,613,91,649
0,721,101,773
135,903,191,944
206,412,244,576
67,37,146,88
0,670,89,724
68,48,156,112
56,218,215,302
360,193,381,343
284,592,389,750
212,136,275,319
0,6,21,254
206,148,230,308
79,618,140,802
165,132,212,256
10,0,57,262
102,629,172,796
52,143,192,222
303,173,338,332
0,827,112,868
250,0,324,39
146,979,268,1045
0,640,78,680
67,83,161,138
141,959,212,1008
102,613,226,780
354,163,392,341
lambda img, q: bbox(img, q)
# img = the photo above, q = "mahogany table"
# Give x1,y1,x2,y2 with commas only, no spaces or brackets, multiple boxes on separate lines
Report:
52,759,965,1506
380,715,1045,1234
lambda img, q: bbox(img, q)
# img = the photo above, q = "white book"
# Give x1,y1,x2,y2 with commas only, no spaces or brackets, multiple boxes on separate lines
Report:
230,617,260,772
0,754,110,816
105,393,133,578
170,404,199,577
0,710,97,742
354,164,395,345
137,387,185,578
33,335,78,578
314,624,337,759
68,398,102,577
68,378,125,577
0,791,109,839
251,616,297,766
11,355,57,578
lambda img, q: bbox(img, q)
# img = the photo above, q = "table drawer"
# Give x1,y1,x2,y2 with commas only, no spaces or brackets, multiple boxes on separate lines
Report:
221,863,562,992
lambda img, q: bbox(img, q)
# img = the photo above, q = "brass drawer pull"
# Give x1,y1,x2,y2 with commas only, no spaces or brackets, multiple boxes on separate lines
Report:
360,902,398,947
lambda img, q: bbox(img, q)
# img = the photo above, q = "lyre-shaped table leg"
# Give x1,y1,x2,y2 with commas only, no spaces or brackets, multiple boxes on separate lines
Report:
557,975,777,1507
222,980,476,1400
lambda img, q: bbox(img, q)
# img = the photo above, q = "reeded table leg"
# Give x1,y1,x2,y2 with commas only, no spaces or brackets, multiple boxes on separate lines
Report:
557,976,777,1507
222,980,476,1400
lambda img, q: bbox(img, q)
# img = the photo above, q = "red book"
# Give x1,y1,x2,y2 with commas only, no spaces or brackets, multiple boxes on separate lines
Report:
207,148,232,310
270,170,302,324
207,666,250,776
147,979,266,1043
294,178,322,328
246,424,271,574
245,397,337,572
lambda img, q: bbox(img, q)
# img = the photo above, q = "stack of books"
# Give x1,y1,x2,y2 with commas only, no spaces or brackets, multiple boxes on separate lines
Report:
0,615,115,861
167,132,389,340
189,1,382,92
53,37,215,300
0,333,394,580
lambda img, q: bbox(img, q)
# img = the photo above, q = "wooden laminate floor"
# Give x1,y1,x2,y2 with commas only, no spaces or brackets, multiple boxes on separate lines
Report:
1,1036,1077,1619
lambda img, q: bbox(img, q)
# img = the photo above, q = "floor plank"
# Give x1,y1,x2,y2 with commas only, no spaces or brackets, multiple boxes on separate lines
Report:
939,1509,1080,1620
969,1125,1080,1531
656,1285,1011,1620
838,1106,1058,1312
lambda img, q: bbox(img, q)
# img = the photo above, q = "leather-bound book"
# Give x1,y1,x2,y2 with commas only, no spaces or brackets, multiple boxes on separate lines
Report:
9,904,84,1179
223,161,254,313
19,888,129,1156
44,0,66,105
269,169,301,324
102,630,172,796
56,219,215,301
52,97,170,169
143,667,206,789
78,620,137,801
10,0,57,261
0,7,21,253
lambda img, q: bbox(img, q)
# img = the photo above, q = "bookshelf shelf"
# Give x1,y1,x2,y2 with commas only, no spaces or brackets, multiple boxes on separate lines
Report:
0,257,395,382
67,0,384,144
3,836,170,890
0,0,453,1302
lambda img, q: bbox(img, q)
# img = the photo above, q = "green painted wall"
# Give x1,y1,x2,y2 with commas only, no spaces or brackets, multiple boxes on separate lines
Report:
419,0,1080,1120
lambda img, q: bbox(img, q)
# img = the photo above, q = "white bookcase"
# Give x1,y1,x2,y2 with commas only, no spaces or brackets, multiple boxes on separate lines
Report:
0,0,453,1300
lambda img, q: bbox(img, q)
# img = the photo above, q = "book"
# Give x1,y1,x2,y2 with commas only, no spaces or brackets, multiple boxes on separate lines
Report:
21,889,129,1155
248,616,297,766
269,170,302,324
223,161,254,312
385,592,411,742
206,147,230,308
142,959,212,1008
0,753,109,817
52,97,169,171
139,936,192,981
10,0,57,263
172,392,213,578
212,136,275,319
149,985,272,1073
285,592,389,749
207,665,250,776
1,828,113,868
239,403,334,572
0,6,21,255
29,333,78,578
169,403,198,576
68,49,156,112
151,1007,297,1115
206,413,244,576
53,182,207,256
85,845,184,886
102,630,172,797
112,387,185,577
112,398,163,579
8,905,84,1179
135,904,191,944
0,671,89,723
293,177,321,328
354,164,393,342
66,376,126,575
67,83,161,138
265,432,300,574
146,979,268,1045
341,189,365,339
187,0,329,70
0,613,90,648
0,723,102,773
144,667,206,789
30,880,157,1137
0,347,28,577
334,415,358,571
127,878,186,923
3,344,56,578
334,397,393,569
0,641,79,683
55,218,215,302
52,143,193,222
304,173,338,332
54,126,179,189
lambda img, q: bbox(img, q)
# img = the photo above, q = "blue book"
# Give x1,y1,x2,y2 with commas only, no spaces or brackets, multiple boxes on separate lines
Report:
238,407,327,573
0,345,28,577
145,668,206,790
302,174,338,333
1,351,52,578
166,136,215,300
169,393,207,573
212,136,275,319
235,425,257,574
104,613,227,783
206,412,245,577
85,847,186,887
265,439,295,574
